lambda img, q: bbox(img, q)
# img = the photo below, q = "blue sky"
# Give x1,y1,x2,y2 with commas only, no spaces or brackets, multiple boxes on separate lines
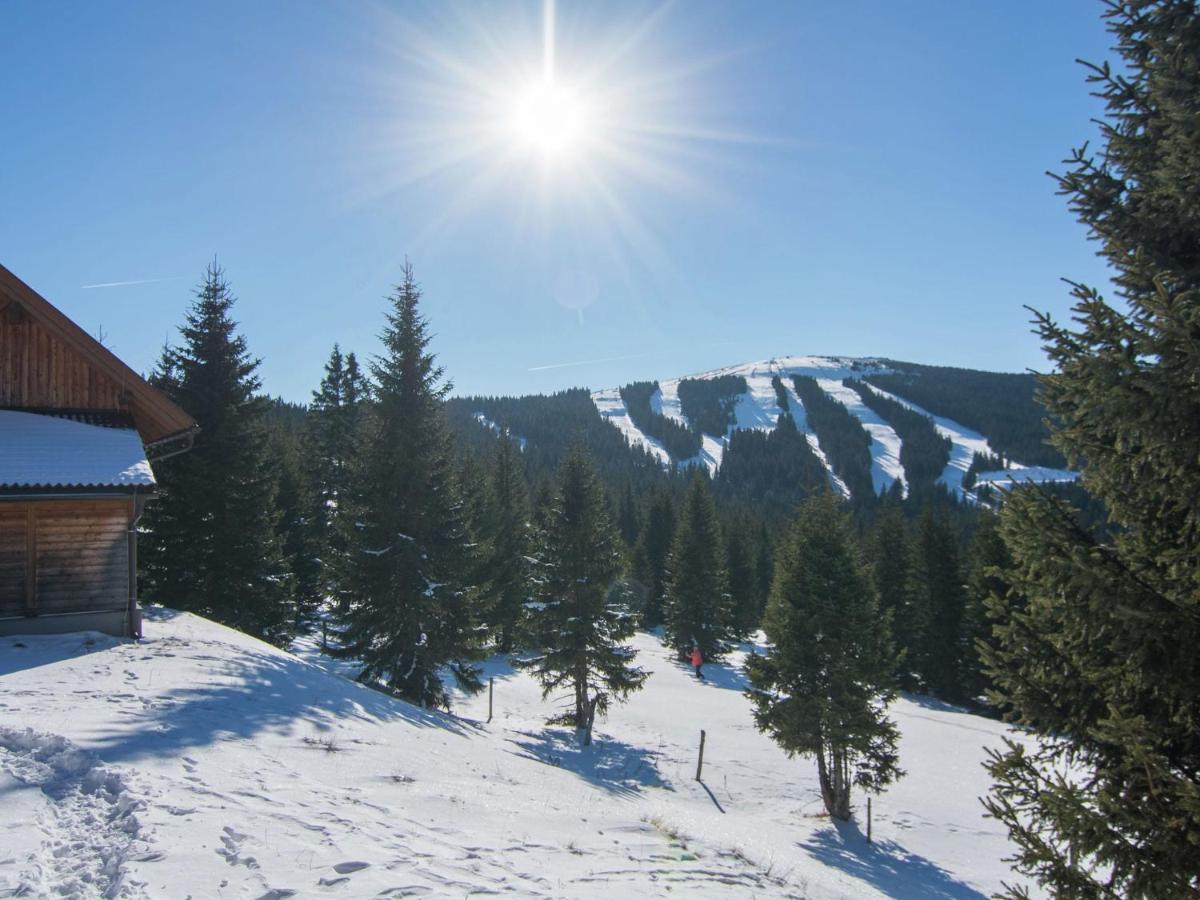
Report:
1,2,1115,401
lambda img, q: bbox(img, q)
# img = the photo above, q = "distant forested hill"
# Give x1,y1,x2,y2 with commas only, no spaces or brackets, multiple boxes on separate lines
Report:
868,361,1065,468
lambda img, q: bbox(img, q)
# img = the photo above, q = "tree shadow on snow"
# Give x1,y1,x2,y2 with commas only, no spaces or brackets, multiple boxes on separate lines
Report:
696,658,749,692
505,728,668,799
82,636,481,765
801,820,987,899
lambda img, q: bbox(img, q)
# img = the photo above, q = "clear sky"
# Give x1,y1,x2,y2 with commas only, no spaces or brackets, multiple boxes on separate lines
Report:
1,2,1116,402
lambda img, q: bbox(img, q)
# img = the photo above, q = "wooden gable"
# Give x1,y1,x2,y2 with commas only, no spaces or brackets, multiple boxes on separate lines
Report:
0,264,195,445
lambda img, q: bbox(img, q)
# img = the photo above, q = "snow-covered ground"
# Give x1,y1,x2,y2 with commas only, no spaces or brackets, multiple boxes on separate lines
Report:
2,610,1040,898
591,356,1079,501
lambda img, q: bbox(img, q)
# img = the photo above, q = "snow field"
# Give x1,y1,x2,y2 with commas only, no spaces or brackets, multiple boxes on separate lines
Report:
1,610,1041,898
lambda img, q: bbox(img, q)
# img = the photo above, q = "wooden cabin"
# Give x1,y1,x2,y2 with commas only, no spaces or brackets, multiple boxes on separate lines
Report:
0,265,196,637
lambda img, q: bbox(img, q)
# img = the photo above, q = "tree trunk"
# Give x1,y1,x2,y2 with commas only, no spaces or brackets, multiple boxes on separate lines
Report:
574,659,589,726
582,694,600,746
817,747,837,817
817,742,852,821
833,747,851,821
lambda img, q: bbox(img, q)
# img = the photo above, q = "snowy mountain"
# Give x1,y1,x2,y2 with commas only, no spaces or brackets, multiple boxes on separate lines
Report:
1,609,1039,898
591,356,1078,502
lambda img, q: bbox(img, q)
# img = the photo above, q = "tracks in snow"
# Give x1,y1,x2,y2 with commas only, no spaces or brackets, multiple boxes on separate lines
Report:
0,727,152,899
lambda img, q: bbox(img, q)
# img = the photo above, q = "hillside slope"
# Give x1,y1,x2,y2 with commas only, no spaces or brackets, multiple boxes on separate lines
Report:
590,356,1076,501
2,610,1038,898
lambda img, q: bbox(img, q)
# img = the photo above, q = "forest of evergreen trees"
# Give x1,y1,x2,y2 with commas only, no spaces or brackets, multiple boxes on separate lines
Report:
676,374,746,436
141,259,1009,730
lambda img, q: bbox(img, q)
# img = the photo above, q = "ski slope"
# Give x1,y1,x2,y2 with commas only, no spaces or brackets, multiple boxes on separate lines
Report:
592,357,900,496
1,610,1042,898
863,384,1079,496
591,356,1078,501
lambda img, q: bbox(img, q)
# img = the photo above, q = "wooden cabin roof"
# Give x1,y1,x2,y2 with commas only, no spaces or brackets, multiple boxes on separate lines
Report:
0,410,154,491
0,265,196,445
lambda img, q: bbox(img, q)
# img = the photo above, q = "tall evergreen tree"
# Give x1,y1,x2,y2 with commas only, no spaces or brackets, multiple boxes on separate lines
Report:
617,482,640,548
141,263,294,643
911,507,968,701
306,344,366,608
960,510,1008,703
868,502,922,689
269,422,322,627
982,4,1200,896
479,431,533,652
518,448,647,745
336,263,482,708
662,473,732,660
725,524,761,638
631,488,676,628
754,524,774,622
745,492,902,821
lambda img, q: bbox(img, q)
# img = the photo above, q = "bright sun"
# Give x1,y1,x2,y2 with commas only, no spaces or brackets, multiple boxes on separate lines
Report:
509,80,590,160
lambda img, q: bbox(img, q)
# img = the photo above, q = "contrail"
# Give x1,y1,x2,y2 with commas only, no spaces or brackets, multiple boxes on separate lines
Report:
81,275,186,290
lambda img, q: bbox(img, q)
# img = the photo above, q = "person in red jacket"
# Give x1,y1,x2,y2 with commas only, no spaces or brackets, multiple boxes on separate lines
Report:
690,646,704,680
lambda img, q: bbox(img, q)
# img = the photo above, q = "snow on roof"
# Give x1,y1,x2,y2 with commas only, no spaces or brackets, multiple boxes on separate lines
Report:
0,410,155,489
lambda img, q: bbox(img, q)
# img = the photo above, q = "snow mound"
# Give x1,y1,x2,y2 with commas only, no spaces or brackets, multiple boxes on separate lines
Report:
0,609,1039,898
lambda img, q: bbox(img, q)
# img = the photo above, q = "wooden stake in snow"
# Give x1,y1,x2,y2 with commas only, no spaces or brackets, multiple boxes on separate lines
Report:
488,678,494,723
867,797,873,844
695,729,706,781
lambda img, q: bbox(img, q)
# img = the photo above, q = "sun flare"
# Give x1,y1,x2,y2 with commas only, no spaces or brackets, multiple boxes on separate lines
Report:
509,80,590,160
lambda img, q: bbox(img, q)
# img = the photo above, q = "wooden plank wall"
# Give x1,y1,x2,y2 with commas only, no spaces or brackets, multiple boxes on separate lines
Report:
0,506,26,614
0,308,127,410
0,500,130,616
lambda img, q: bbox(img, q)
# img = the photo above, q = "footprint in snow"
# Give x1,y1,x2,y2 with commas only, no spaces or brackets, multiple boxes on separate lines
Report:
332,860,371,874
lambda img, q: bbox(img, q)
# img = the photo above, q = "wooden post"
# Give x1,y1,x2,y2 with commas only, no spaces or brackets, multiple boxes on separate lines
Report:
695,729,706,781
488,677,494,723
867,796,872,844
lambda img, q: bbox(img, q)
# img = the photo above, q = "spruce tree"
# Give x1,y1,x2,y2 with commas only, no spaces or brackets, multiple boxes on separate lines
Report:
479,431,533,652
306,344,365,608
982,4,1200,896
336,263,483,708
753,524,774,622
911,507,967,702
141,263,294,643
960,510,1007,703
617,482,640,547
725,525,761,639
631,489,676,627
518,448,647,745
745,491,902,821
270,422,322,627
662,472,733,661
868,502,922,690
